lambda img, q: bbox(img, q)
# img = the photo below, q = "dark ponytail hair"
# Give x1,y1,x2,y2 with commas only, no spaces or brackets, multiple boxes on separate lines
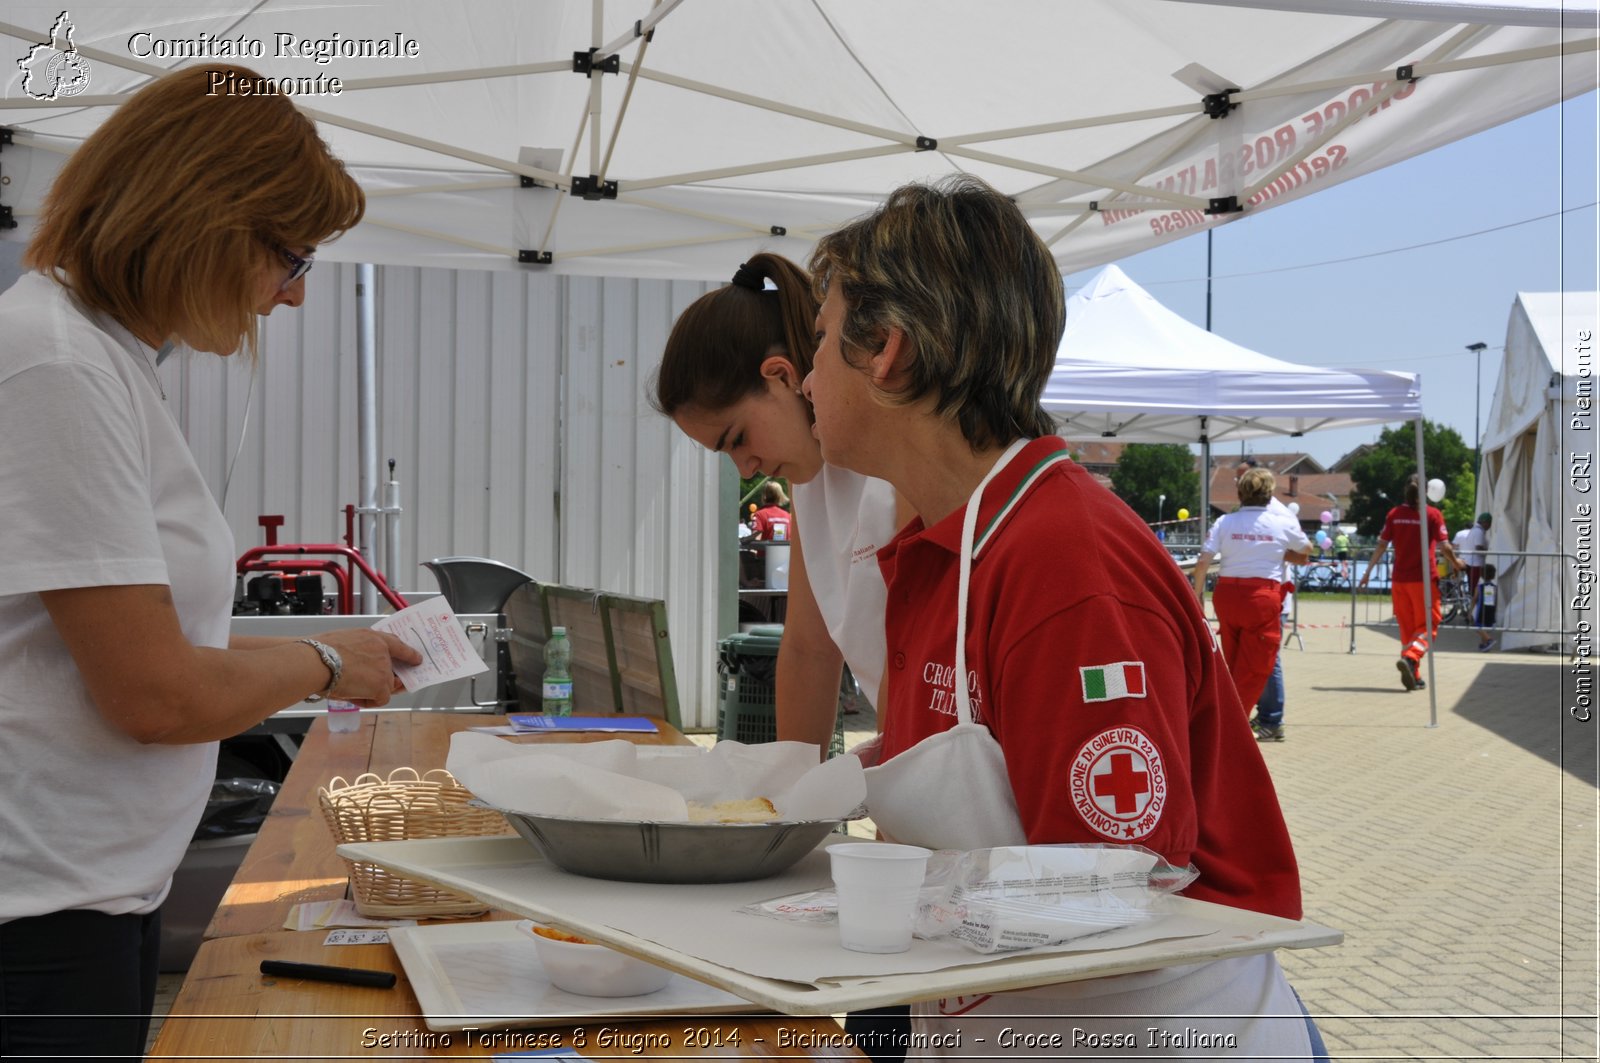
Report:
650,252,818,416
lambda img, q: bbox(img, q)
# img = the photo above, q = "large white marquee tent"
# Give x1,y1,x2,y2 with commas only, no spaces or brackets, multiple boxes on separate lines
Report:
1478,290,1600,651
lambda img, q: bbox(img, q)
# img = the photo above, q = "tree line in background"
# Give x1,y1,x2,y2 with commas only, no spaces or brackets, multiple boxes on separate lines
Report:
1106,443,1199,524
1346,421,1476,536
1098,420,1477,536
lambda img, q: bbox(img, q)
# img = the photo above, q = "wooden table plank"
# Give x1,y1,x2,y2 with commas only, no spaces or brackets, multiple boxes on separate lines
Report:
150,930,855,1061
207,712,693,939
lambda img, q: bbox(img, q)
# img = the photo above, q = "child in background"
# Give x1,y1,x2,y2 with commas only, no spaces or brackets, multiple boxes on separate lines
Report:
1475,563,1499,651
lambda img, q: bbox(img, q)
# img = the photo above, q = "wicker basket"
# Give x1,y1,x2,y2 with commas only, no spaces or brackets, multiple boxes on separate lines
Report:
318,767,511,918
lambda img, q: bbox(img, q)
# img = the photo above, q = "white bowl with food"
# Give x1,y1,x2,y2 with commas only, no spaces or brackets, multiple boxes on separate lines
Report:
520,922,674,998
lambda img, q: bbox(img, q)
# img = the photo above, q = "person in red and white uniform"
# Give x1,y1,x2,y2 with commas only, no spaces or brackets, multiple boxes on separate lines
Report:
803,176,1326,1060
1358,474,1463,691
1191,467,1312,714
748,480,793,541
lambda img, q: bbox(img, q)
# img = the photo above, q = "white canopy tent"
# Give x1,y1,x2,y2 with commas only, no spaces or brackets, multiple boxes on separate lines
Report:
0,0,1594,279
1478,290,1600,650
1045,264,1421,524
1047,264,1421,445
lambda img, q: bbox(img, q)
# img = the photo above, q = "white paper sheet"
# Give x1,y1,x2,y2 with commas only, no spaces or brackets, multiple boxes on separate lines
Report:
373,596,490,691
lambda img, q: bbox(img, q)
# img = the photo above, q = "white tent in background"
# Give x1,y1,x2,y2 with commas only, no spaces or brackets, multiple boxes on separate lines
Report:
1046,265,1421,444
1478,290,1600,651
1043,264,1421,522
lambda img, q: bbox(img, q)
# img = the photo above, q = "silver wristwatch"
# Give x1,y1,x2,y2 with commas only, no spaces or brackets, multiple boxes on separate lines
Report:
297,638,343,701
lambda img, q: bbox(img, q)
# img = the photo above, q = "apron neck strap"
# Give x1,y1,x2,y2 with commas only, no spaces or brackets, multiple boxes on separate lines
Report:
953,439,1073,726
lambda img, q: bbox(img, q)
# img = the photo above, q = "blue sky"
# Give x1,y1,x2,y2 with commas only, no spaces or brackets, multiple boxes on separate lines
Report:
1062,89,1598,473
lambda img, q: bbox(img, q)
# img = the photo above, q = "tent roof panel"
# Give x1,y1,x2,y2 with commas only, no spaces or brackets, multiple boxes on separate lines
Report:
1,0,1592,278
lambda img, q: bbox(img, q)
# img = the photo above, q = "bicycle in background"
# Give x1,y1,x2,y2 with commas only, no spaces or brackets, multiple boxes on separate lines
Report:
1297,561,1351,595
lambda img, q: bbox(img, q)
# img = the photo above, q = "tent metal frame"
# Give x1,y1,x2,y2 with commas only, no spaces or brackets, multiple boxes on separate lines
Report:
2,9,1591,265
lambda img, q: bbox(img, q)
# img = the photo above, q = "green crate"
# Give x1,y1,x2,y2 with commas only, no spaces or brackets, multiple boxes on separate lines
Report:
716,626,846,757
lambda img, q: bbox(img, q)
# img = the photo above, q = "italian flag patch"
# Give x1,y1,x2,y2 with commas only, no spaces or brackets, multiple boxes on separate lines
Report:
1080,661,1147,703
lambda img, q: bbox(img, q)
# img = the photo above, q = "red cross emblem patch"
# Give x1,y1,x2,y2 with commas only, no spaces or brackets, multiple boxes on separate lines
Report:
1069,726,1167,841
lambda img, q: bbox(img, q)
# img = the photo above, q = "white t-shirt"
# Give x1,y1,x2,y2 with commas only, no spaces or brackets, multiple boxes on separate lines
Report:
792,465,896,709
1462,524,1489,567
0,273,234,921
1204,506,1312,582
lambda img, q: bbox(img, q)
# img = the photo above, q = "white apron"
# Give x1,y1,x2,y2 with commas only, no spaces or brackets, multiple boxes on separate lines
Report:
858,441,1316,1061
860,438,1037,852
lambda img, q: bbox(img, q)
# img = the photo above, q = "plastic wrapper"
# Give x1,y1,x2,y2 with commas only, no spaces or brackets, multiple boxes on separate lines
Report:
740,844,1196,954
913,844,1196,953
738,888,839,926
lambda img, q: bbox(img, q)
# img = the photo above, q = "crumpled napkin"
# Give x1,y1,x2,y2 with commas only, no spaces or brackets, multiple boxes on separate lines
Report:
446,732,864,822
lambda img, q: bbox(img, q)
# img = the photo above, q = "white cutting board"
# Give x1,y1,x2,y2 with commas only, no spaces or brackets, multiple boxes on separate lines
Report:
340,835,1342,1016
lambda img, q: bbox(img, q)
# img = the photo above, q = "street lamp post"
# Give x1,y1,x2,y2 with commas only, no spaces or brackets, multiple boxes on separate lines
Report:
1467,341,1487,480
1158,493,1166,525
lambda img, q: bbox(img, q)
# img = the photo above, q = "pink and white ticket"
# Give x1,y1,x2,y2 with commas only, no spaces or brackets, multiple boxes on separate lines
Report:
373,595,490,691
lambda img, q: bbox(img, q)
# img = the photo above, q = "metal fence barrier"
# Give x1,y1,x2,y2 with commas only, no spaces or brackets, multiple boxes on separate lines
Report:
1288,551,1578,652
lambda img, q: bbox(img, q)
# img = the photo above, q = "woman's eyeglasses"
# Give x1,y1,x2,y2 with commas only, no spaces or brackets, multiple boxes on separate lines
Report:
272,244,315,290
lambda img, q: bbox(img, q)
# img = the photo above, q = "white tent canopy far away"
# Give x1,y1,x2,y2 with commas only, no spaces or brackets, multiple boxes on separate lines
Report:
1044,263,1422,522
1047,264,1422,444
1478,290,1599,650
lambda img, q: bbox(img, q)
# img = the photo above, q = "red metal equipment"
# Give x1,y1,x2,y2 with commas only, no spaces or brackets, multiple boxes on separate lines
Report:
237,515,408,614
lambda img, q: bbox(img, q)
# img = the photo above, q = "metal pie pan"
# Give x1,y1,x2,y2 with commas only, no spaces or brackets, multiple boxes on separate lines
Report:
489,807,841,884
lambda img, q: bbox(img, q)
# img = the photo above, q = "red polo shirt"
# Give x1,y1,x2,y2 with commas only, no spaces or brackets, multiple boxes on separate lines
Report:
877,437,1302,920
1380,503,1447,583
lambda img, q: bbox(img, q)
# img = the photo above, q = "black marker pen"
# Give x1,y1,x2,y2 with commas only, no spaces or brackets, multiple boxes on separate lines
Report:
259,960,397,989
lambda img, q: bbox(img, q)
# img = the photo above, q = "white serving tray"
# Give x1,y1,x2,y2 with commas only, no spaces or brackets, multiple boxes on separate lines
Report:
340,835,1342,1016
388,921,753,1031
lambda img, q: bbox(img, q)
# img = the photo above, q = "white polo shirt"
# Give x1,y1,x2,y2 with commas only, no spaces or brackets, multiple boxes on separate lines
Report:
1204,506,1312,582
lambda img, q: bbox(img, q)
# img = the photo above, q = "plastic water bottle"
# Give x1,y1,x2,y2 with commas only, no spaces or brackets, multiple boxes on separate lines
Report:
326,699,361,733
543,627,573,716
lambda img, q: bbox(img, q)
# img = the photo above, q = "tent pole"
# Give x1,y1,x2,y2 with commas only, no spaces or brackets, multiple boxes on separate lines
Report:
1414,416,1437,727
357,263,380,614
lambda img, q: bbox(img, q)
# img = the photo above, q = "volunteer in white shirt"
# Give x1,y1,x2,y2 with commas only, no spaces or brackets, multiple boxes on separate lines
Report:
0,66,420,1060
1193,467,1314,713
1463,512,1492,598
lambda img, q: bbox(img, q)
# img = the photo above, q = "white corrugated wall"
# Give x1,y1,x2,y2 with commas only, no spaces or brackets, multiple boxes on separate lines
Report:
172,263,728,727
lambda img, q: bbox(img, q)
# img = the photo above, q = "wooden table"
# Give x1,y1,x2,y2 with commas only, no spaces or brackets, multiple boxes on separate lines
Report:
153,711,862,1060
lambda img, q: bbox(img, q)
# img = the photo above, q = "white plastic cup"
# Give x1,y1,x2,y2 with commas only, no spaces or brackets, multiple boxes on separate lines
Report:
326,700,361,733
828,842,931,954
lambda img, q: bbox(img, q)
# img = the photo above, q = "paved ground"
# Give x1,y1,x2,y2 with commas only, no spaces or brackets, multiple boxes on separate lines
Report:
828,597,1598,1061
